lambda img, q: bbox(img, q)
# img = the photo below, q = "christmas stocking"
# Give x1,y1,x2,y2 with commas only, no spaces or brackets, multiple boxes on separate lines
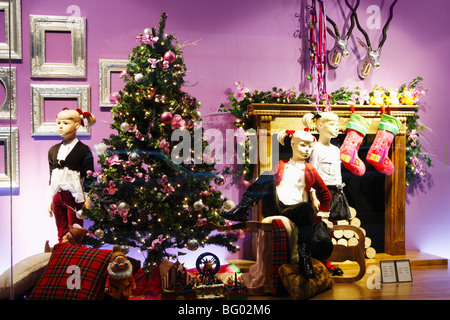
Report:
340,113,370,176
366,114,402,176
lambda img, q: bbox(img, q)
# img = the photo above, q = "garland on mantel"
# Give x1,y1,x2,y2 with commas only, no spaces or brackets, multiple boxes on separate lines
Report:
218,77,431,186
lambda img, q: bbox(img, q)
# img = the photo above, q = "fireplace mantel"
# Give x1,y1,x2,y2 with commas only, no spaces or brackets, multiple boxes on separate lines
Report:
248,103,417,255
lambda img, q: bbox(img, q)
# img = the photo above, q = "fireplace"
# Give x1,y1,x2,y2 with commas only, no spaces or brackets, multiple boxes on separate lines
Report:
248,103,416,255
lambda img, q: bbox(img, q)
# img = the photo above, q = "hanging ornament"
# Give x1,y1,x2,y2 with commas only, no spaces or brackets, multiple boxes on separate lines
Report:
117,202,130,212
163,50,176,63
76,209,85,219
195,100,202,108
223,199,236,211
120,245,130,254
193,110,202,121
187,239,199,251
134,73,144,83
120,122,130,132
94,229,104,239
143,28,152,35
129,152,140,163
214,174,226,186
194,200,204,210
161,112,173,124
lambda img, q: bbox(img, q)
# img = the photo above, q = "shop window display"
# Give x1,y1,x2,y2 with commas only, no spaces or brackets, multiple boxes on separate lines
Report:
0,0,448,306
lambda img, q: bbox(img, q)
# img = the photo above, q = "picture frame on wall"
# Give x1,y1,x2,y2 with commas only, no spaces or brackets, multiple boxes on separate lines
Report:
98,59,128,109
0,67,17,119
30,15,86,78
30,84,91,136
0,0,22,60
0,127,19,189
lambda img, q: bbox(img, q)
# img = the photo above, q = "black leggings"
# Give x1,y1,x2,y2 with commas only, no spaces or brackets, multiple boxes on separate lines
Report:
244,171,315,228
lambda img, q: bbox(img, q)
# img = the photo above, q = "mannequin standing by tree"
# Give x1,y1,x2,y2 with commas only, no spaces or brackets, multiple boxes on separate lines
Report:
48,108,96,241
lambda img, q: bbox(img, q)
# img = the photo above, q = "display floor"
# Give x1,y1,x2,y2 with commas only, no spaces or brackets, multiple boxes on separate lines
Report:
230,251,450,300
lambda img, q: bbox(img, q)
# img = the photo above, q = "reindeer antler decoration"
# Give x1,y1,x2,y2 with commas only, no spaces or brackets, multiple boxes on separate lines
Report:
326,0,359,68
347,0,398,79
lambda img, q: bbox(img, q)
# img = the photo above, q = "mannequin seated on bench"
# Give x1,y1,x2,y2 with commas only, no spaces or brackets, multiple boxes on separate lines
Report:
222,130,333,279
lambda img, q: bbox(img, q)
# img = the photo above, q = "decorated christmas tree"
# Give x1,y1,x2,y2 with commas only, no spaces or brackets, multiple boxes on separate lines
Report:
82,13,239,275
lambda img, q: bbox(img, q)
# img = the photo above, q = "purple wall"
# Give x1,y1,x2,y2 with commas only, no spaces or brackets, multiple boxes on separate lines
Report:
1,0,449,272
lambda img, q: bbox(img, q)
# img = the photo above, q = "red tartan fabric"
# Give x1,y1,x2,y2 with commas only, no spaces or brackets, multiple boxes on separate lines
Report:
27,243,112,300
271,219,289,296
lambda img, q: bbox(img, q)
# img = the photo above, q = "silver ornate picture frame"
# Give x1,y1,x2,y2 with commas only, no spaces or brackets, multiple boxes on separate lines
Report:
30,15,86,78
0,67,17,119
99,59,128,108
0,127,19,188
30,84,91,136
0,0,22,60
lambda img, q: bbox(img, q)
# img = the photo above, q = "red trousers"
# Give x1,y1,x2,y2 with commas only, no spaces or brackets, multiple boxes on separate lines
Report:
52,190,84,241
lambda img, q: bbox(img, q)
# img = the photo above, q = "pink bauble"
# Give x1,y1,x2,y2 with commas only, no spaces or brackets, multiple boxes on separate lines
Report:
161,112,173,124
163,50,176,63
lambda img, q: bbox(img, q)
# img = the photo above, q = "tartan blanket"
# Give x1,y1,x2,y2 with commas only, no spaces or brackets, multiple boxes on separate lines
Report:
271,219,289,296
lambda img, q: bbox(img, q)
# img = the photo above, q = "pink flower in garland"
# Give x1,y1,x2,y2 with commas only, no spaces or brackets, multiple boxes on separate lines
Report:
108,204,131,223
234,81,250,102
148,58,158,68
105,154,122,166
159,139,170,153
136,33,159,45
103,181,118,195
408,129,419,147
149,235,165,250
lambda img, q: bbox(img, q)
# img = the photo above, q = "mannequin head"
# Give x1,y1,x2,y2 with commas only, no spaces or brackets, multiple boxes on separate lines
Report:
56,108,96,142
303,112,339,143
290,130,316,161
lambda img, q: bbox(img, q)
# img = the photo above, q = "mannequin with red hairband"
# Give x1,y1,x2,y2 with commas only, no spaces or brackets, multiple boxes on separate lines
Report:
221,129,330,279
47,108,96,242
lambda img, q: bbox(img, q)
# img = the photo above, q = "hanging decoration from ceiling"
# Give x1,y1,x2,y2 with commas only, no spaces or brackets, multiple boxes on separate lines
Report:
307,0,330,111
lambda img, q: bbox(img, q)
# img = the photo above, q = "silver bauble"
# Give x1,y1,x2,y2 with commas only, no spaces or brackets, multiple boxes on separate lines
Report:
117,202,130,212
193,110,202,121
214,174,226,186
94,229,104,239
76,209,85,219
129,152,140,163
120,122,130,132
223,199,236,211
187,239,199,251
120,245,130,254
193,200,204,210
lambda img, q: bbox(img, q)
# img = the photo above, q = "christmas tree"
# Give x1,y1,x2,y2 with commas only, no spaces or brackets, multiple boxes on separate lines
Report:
83,13,239,275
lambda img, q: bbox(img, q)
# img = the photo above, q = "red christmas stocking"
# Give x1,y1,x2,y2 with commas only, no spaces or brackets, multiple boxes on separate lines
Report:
340,113,370,176
366,114,402,176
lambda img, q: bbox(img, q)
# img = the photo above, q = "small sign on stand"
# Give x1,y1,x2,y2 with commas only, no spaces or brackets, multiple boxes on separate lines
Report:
380,259,413,283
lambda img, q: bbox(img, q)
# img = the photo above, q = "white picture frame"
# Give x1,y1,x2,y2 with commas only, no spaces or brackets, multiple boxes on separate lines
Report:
30,84,91,136
30,15,86,78
0,127,19,188
0,0,22,60
0,67,17,119
98,59,128,108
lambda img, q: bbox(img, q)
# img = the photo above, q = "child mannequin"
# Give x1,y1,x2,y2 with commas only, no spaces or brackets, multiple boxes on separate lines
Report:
222,130,330,279
48,108,96,242
302,112,351,276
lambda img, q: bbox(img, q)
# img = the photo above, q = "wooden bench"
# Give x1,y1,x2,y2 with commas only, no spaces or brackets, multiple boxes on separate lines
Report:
206,221,366,283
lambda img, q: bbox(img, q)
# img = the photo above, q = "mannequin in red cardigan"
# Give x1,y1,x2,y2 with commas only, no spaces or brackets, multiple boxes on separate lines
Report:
222,130,330,279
